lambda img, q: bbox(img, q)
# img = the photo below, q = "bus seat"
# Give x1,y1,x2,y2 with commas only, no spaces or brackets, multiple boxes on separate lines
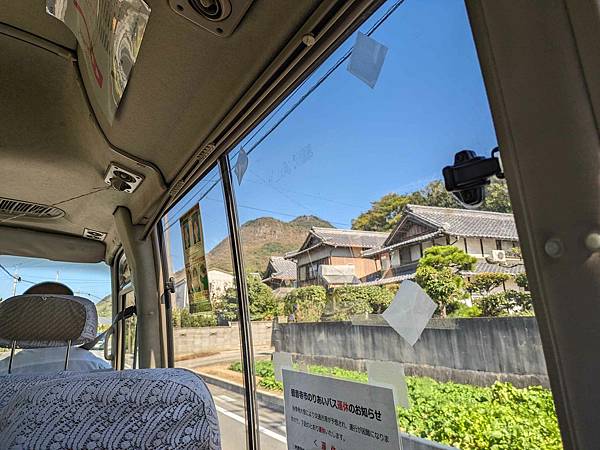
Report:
0,294,109,373
0,368,221,449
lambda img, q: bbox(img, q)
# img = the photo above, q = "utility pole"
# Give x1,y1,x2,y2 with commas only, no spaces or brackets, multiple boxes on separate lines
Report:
11,270,19,296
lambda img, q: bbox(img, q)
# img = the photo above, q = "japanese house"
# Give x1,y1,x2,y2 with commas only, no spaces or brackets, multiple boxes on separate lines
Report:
285,227,388,288
262,256,297,289
362,205,524,288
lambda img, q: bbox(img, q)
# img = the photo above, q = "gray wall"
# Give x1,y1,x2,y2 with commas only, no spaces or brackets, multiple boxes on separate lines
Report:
174,321,274,357
274,317,549,387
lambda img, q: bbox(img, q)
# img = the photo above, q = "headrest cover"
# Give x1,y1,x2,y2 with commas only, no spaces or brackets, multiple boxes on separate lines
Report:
24,282,74,296
0,295,98,348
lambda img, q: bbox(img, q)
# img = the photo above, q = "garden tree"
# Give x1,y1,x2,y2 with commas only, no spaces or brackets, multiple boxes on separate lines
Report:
415,246,476,317
465,273,511,297
415,266,464,318
475,290,533,317
283,286,327,322
515,272,529,291
215,275,281,321
418,245,477,271
352,179,512,231
246,275,280,320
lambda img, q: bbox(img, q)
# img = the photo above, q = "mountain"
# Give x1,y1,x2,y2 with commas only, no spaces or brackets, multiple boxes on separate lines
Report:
95,294,112,317
206,215,333,274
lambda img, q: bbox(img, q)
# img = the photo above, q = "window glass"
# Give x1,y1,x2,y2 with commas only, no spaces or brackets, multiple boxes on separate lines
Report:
227,0,562,449
161,164,247,450
0,255,112,367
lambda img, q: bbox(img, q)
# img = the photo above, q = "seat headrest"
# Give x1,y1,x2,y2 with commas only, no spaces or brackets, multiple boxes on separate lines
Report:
0,295,97,348
23,282,74,296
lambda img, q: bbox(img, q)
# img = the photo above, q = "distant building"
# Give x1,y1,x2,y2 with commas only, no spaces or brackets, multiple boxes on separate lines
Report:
262,256,297,289
362,205,524,290
285,227,388,288
172,268,235,309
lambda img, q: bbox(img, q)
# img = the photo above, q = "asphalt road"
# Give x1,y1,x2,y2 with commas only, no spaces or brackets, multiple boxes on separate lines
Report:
210,384,288,450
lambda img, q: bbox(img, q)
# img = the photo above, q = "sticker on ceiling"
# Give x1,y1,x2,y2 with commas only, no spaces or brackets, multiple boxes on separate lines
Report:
46,0,151,124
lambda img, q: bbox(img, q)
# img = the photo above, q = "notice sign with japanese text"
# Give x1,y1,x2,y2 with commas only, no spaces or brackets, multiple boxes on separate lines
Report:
283,369,400,450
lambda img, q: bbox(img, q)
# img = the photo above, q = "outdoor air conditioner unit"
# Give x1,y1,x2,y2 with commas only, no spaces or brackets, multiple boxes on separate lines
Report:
490,249,506,263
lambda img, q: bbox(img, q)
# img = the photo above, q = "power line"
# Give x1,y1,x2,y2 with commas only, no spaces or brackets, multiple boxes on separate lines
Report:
163,0,405,231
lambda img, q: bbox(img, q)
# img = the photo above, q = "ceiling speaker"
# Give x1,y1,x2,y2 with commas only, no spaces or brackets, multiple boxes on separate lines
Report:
169,0,254,36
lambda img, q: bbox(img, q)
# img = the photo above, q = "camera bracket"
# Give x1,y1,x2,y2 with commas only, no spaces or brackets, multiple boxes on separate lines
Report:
442,148,504,208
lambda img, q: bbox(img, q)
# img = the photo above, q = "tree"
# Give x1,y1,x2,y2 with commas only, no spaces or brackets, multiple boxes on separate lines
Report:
417,180,458,208
284,286,327,322
515,272,529,291
247,275,280,320
351,179,512,232
214,275,281,322
466,273,511,297
481,179,512,213
475,290,533,317
418,245,477,271
415,246,476,317
352,193,412,231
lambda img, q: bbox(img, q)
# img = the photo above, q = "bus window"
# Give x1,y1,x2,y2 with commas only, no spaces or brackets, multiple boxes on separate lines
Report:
225,0,562,449
161,164,248,450
0,254,112,371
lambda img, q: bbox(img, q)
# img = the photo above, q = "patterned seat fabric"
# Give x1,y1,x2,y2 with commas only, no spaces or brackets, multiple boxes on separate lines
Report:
0,369,221,450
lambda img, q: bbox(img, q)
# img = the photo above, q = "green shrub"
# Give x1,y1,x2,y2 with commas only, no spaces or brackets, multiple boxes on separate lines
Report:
229,360,561,449
515,272,529,291
173,308,217,327
284,286,327,322
475,290,533,317
247,275,280,320
448,303,482,318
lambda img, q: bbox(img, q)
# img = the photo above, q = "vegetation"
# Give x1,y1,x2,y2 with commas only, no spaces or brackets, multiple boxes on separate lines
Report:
229,360,561,450
352,179,511,231
213,275,282,322
415,246,476,317
466,273,511,297
206,215,332,273
284,286,327,322
475,290,533,317
247,275,281,320
172,308,217,327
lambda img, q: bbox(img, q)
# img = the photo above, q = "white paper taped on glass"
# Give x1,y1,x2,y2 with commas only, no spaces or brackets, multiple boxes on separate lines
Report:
283,369,401,450
46,0,151,123
382,280,437,346
347,31,388,89
367,360,410,409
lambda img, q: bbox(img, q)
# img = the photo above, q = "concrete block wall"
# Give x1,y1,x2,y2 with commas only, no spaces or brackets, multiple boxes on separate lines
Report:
274,317,549,387
174,321,274,357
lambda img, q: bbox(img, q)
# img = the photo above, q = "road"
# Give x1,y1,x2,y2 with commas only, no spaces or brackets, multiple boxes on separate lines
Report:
210,384,287,450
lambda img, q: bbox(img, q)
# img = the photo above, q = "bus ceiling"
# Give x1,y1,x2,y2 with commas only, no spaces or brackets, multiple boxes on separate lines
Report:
0,0,382,260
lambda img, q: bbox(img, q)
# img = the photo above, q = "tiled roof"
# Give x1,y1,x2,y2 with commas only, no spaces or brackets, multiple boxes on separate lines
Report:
268,257,297,280
461,260,525,276
286,227,388,259
405,205,518,240
362,231,443,257
362,259,524,285
312,227,388,248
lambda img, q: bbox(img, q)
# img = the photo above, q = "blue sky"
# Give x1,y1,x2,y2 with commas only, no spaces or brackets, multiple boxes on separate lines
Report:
1,0,497,298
